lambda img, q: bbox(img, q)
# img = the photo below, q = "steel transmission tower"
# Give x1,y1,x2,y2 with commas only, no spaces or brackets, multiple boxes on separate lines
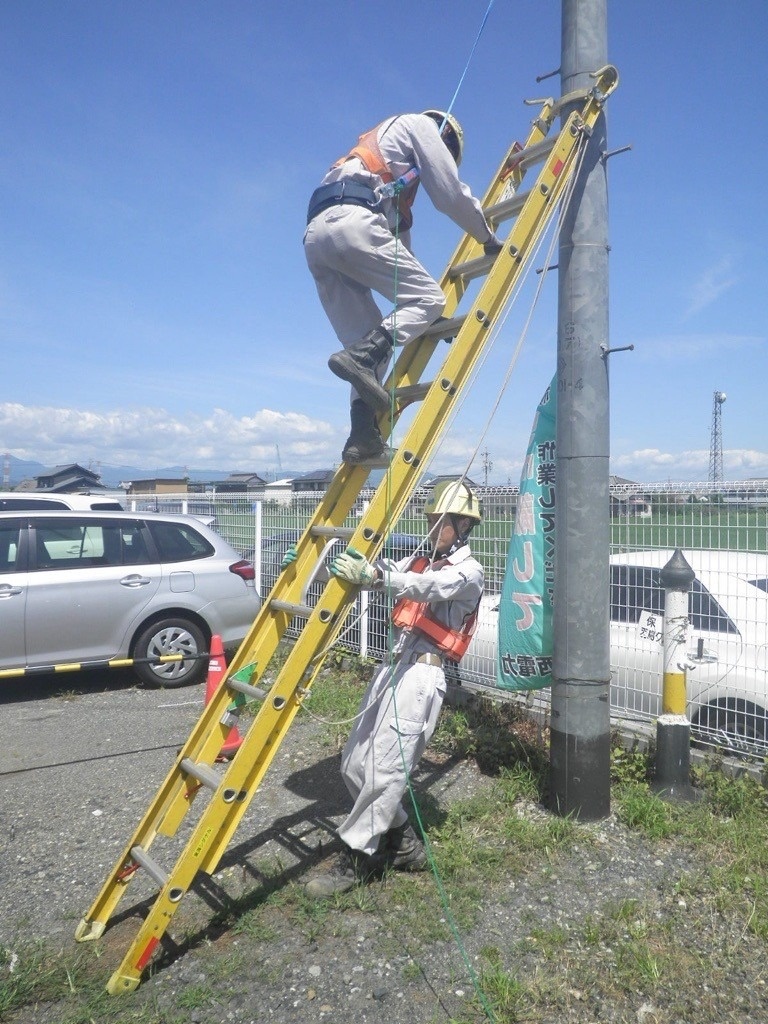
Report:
708,391,726,485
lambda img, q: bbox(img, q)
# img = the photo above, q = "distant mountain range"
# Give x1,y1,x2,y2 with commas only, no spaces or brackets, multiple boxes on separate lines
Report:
1,455,293,490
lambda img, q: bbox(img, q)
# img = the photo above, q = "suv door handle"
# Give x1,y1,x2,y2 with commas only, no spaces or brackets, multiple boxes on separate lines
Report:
0,584,22,598
119,574,152,588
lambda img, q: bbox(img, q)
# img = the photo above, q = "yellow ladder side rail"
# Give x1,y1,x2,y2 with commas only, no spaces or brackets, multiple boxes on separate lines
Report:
79,115,583,966
99,117,591,989
78,68,619,992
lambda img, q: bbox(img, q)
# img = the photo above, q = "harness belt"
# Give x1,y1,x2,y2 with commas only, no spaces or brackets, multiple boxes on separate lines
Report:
400,652,443,667
307,181,379,225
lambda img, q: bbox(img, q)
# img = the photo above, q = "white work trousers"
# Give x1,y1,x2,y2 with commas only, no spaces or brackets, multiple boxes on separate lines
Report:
304,205,445,402
337,658,446,856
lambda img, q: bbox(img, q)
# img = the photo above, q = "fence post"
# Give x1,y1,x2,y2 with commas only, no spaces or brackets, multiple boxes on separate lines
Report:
358,498,370,659
252,500,263,597
652,548,698,802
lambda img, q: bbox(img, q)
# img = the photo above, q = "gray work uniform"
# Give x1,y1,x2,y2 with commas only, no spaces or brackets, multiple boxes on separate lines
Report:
337,544,484,856
304,113,494,403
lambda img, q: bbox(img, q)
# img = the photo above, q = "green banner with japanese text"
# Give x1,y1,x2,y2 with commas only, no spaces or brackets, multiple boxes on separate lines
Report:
496,376,556,691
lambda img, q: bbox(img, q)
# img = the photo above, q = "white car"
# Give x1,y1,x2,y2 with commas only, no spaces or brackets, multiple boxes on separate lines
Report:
461,550,768,755
0,510,259,688
0,491,124,511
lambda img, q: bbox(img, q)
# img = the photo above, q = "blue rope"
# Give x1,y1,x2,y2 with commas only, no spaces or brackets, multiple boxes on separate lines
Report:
442,0,496,126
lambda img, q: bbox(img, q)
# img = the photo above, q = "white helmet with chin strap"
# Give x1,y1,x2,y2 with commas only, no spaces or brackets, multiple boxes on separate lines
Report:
424,479,482,522
421,110,464,166
423,479,481,555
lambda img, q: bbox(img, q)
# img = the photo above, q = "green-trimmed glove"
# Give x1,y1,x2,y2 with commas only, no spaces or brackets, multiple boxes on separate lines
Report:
280,544,298,571
330,546,376,586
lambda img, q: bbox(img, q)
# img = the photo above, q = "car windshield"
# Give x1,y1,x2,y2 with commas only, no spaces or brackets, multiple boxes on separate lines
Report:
610,564,739,634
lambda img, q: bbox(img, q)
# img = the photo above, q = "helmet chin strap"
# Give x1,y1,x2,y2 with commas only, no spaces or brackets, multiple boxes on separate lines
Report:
431,514,472,558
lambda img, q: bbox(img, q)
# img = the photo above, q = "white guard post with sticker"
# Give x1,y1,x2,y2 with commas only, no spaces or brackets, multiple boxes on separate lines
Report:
636,610,664,646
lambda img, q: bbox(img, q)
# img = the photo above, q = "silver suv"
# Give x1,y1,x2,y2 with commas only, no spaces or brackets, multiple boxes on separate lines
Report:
0,510,258,688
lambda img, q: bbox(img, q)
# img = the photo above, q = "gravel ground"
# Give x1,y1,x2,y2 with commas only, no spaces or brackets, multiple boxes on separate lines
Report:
2,674,767,1023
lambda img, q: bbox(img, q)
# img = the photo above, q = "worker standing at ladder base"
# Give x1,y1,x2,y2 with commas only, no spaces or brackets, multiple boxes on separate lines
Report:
304,113,502,464
306,481,484,897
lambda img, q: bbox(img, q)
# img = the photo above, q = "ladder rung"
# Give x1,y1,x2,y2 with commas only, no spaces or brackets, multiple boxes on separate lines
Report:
346,452,392,467
310,525,355,541
421,314,467,340
130,846,168,888
179,757,222,792
270,598,313,618
505,136,556,172
395,382,432,404
448,252,497,283
229,677,268,702
486,187,532,224
180,757,240,803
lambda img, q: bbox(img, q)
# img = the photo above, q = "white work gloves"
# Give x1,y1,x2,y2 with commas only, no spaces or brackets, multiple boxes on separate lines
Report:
483,233,504,257
280,544,297,571
330,546,377,586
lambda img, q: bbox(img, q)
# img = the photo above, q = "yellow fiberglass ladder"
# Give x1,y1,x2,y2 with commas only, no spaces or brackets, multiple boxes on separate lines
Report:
76,65,618,994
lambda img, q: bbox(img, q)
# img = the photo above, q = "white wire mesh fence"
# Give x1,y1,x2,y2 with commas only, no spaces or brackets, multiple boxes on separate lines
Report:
128,480,768,753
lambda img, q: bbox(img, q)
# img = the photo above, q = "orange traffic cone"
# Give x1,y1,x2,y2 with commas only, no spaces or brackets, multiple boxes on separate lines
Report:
205,634,243,760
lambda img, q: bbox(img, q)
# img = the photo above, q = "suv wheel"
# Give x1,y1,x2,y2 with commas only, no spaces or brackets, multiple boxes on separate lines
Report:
133,617,208,688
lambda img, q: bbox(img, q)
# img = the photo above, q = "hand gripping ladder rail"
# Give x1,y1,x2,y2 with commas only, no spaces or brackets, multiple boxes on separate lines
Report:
76,65,618,993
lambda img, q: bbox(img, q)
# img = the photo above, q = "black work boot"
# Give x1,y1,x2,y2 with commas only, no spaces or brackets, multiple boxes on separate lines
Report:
328,327,394,413
342,399,393,465
305,844,383,898
383,822,428,872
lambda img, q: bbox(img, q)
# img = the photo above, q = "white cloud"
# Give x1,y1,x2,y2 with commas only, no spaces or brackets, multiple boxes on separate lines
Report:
631,332,764,362
0,402,336,470
612,447,768,482
684,257,737,319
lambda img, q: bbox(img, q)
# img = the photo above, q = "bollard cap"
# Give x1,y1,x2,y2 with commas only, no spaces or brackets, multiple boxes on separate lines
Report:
659,548,695,591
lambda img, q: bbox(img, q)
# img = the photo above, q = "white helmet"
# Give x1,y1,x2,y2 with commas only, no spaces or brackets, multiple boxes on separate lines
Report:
423,479,481,523
422,110,464,166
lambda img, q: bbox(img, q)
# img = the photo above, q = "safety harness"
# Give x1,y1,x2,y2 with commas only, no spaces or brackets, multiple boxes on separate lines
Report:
306,118,420,231
390,555,480,663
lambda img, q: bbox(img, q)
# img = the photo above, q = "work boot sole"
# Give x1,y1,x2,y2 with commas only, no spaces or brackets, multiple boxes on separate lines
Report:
342,444,394,466
387,848,429,872
328,351,391,413
305,872,357,898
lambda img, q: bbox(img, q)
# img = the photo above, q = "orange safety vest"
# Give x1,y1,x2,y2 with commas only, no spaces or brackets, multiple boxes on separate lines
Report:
390,556,480,663
334,120,419,232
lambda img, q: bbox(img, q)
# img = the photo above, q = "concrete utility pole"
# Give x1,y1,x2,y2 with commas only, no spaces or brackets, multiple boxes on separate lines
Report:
550,0,612,819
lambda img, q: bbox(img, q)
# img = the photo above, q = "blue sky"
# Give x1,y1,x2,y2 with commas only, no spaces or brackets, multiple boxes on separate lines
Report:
1,0,766,484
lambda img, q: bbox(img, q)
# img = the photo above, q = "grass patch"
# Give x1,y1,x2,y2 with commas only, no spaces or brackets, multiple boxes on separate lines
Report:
8,671,768,1023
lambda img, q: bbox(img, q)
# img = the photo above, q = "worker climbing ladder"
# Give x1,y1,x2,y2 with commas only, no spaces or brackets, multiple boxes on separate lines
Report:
75,65,618,993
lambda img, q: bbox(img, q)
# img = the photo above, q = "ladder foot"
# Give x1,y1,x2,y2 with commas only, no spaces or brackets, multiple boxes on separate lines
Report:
107,970,142,995
74,918,106,942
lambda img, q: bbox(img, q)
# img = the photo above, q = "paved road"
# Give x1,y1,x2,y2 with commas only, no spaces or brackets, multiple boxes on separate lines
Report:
0,672,214,944
0,667,375,955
